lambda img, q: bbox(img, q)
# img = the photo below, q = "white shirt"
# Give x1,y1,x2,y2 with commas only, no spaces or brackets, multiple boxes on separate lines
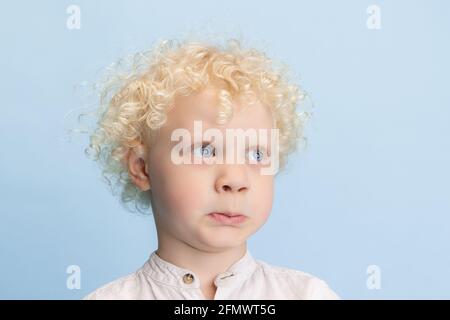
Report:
84,250,340,300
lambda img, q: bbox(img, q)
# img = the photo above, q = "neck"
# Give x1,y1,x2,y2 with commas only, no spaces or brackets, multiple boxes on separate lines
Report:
155,232,247,290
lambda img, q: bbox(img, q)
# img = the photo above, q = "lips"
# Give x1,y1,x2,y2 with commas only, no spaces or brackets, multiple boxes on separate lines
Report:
210,211,244,217
208,212,248,224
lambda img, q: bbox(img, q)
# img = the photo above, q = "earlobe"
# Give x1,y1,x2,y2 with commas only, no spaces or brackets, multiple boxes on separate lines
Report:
127,144,151,191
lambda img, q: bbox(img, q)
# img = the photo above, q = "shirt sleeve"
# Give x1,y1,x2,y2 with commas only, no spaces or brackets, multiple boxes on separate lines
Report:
306,278,341,300
82,291,98,300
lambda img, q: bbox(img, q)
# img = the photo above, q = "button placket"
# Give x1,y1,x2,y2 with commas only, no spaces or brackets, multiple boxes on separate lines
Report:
213,280,234,300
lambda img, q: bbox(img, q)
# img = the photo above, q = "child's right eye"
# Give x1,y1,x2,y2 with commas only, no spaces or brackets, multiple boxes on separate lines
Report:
192,143,215,158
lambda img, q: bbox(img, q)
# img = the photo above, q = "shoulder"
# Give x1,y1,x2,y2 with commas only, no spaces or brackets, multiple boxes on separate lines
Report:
254,259,341,300
83,269,145,300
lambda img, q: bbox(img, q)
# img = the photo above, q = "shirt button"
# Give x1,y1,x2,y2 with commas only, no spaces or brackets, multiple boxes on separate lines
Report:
183,273,194,284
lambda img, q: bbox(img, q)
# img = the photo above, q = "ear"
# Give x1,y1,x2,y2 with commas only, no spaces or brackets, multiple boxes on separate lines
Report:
127,143,151,191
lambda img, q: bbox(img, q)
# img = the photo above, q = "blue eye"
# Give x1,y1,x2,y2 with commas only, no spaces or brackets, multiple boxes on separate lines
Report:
248,148,265,163
193,143,215,158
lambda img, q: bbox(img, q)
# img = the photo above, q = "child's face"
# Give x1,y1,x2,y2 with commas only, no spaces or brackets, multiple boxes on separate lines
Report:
133,86,275,251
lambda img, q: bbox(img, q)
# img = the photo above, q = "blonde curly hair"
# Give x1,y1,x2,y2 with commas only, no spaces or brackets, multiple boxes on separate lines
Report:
82,38,311,215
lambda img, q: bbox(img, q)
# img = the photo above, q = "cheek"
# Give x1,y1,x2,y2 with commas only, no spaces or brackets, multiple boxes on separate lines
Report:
152,163,209,218
249,176,274,219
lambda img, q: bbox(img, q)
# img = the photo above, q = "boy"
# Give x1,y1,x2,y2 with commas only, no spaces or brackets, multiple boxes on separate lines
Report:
83,38,339,300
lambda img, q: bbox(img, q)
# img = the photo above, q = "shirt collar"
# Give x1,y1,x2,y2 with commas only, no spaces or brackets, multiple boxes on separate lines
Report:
142,249,258,289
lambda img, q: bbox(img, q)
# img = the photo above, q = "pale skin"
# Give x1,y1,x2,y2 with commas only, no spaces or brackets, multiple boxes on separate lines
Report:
127,85,275,299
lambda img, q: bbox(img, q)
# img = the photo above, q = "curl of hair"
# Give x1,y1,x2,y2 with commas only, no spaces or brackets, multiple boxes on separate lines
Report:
78,38,312,215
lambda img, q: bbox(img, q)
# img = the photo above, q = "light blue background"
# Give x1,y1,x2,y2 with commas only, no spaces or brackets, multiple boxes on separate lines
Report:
1,0,449,299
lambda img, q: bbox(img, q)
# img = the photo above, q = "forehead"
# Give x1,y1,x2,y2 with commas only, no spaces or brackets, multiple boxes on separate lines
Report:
166,86,274,132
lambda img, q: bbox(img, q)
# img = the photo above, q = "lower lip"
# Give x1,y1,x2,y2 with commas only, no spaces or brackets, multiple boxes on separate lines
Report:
208,213,248,224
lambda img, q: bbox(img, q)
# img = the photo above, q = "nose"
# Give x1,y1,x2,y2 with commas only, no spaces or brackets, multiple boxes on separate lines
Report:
215,165,250,194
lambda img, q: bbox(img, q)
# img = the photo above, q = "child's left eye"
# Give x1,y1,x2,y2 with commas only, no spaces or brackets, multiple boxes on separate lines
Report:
247,147,266,163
